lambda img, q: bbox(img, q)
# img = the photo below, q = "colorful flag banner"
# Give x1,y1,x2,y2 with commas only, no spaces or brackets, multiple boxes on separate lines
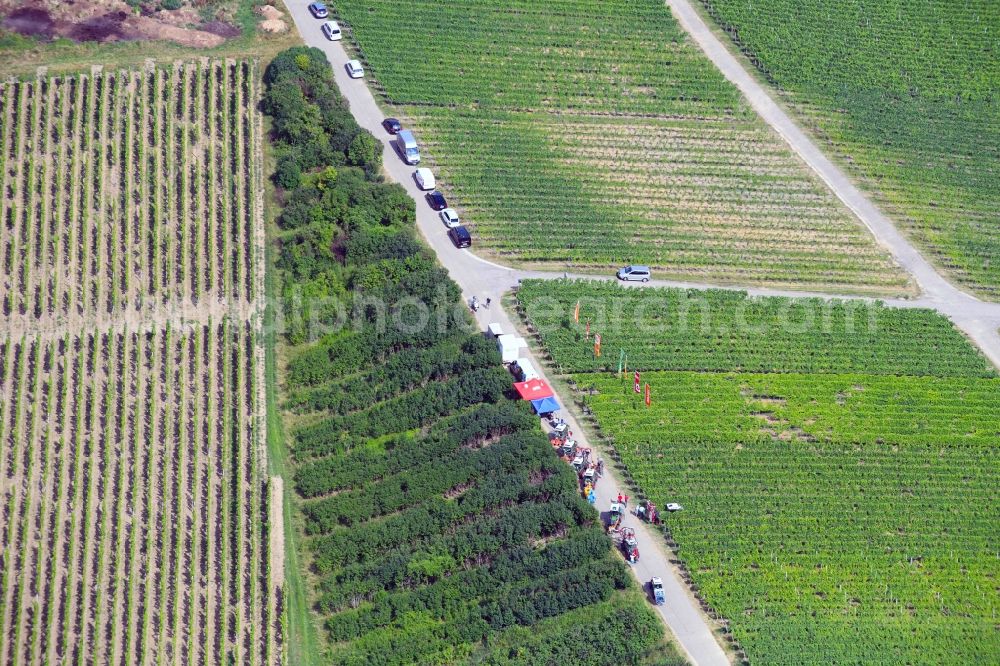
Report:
574,300,580,323
634,371,641,394
617,349,625,377
645,383,651,406
585,320,590,340
594,333,601,358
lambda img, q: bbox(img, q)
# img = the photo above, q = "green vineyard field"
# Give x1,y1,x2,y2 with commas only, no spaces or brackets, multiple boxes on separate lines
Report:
330,0,911,294
699,0,1000,298
576,372,999,663
0,63,258,326
516,280,995,377
518,280,1000,663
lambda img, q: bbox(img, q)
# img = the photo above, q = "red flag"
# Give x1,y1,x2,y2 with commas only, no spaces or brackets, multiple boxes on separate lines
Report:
585,320,590,340
594,333,601,358
574,300,580,323
633,371,640,394
645,383,651,406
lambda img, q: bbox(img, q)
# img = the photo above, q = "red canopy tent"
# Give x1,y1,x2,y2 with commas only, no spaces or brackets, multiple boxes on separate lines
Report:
513,378,554,401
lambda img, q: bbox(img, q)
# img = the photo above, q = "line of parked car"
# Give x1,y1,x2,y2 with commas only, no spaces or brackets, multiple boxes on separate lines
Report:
309,3,365,78
383,119,473,249
308,4,472,249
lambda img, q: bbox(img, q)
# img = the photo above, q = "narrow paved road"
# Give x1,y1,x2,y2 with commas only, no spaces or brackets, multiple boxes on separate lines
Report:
283,6,1000,664
284,7,731,665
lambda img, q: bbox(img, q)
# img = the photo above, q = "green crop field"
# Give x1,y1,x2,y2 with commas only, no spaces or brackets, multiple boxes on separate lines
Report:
699,0,1000,299
517,280,1000,663
516,280,996,377
330,0,912,295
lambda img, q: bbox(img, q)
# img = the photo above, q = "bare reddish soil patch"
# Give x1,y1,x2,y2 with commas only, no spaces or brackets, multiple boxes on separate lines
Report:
0,0,241,47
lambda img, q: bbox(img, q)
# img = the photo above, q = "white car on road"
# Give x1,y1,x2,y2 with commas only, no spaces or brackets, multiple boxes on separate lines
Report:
321,20,341,41
345,60,364,79
414,167,435,191
439,208,460,228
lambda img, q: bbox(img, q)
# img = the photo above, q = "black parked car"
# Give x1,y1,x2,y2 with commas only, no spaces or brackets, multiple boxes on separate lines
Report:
448,226,472,248
426,190,447,211
382,117,402,134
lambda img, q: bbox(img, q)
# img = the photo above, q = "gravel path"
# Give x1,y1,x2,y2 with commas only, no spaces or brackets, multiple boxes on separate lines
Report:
283,5,1000,664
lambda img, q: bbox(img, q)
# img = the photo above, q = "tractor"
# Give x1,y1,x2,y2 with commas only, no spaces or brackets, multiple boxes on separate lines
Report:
617,527,639,563
572,447,591,473
558,438,577,460
636,500,660,525
607,502,624,532
548,421,569,448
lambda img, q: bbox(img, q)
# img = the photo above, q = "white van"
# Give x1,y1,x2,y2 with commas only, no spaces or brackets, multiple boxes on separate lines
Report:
496,334,526,364
396,130,420,165
321,21,342,41
414,168,435,191
617,265,651,282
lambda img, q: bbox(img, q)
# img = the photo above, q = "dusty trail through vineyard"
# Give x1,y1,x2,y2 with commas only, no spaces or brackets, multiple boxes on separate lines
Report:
1,295,261,342
285,3,1000,664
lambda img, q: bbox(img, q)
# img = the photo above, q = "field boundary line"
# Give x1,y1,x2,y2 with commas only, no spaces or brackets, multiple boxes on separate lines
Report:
0,297,257,342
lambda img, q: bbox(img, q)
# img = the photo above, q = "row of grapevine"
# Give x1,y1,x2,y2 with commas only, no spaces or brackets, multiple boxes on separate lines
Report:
333,0,744,115
576,371,1000,449
0,321,276,664
0,60,257,330
406,107,911,292
575,370,999,664
698,0,1000,298
0,57,276,663
515,279,997,377
330,0,911,294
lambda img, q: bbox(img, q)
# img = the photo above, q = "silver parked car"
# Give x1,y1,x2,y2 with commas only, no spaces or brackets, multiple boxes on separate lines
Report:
345,60,364,79
616,265,651,282
439,208,460,228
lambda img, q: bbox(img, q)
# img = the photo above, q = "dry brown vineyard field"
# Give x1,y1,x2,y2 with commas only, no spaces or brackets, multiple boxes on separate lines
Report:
0,59,280,664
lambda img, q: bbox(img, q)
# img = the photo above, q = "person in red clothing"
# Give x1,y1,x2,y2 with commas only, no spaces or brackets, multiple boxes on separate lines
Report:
624,494,630,508
617,493,623,504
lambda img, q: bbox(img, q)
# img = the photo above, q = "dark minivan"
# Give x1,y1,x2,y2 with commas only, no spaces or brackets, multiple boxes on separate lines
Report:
448,226,472,248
